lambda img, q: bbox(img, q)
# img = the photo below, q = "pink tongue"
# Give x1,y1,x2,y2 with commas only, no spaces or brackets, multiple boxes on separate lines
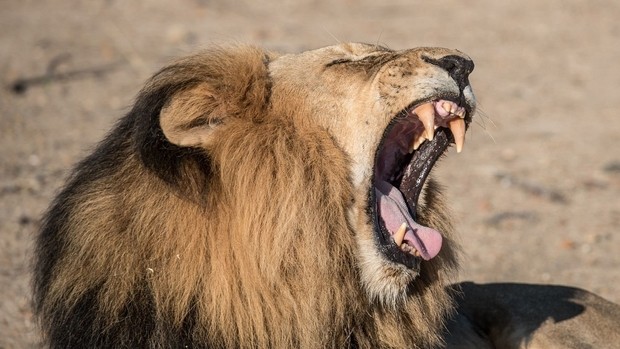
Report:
375,180,443,260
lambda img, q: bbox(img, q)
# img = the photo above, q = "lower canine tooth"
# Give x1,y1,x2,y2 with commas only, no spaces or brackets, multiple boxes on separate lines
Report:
393,222,407,246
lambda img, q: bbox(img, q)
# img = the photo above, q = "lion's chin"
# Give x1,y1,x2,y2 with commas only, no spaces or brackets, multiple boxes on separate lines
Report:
356,232,420,305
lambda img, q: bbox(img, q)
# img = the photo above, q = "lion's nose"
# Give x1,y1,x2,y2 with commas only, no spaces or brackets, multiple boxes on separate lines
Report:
426,55,474,90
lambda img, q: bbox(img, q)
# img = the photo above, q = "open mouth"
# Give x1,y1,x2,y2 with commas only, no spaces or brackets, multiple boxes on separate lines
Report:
372,99,470,268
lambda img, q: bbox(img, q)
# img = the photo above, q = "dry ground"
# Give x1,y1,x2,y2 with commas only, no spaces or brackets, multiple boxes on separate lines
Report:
1,0,619,347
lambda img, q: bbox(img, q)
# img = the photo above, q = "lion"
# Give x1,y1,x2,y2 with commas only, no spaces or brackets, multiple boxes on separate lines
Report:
33,43,620,348
444,282,620,348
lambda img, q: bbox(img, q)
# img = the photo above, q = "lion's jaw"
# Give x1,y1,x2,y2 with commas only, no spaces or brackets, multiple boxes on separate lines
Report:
270,43,476,305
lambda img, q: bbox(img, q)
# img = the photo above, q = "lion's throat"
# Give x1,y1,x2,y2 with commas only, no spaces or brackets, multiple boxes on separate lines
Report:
375,180,442,260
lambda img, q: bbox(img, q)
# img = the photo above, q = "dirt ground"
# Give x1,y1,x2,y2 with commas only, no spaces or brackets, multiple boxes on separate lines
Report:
1,0,619,347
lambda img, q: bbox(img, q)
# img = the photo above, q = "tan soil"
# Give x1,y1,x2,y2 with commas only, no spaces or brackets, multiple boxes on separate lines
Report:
1,0,619,347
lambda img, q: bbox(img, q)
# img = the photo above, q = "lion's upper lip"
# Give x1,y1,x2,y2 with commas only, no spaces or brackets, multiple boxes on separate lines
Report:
372,99,470,264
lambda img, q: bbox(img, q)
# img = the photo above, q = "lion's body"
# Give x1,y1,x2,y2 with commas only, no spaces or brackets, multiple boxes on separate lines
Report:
34,44,463,348
444,282,620,349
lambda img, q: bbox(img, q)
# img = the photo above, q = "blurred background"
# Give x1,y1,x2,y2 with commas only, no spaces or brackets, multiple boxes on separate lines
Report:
1,0,619,346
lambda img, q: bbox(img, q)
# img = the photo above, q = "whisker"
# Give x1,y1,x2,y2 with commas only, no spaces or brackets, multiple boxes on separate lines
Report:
472,105,497,143
322,27,342,45
375,30,385,48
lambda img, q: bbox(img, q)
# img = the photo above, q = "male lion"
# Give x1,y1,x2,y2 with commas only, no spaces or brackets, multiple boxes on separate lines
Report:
33,43,620,348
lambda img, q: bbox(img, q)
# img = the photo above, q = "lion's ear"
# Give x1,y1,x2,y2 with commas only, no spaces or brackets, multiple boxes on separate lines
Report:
159,46,272,148
160,83,224,148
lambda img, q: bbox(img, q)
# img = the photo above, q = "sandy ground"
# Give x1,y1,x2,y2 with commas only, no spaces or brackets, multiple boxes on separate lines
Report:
1,0,619,347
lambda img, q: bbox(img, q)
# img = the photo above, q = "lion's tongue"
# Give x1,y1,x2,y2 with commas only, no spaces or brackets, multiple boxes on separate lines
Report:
375,180,442,260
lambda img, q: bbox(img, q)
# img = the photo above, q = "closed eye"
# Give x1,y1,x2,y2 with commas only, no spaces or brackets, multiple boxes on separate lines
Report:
324,53,399,73
325,58,353,68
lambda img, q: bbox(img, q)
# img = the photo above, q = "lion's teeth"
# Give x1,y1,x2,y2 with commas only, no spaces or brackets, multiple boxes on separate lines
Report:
393,222,407,246
449,118,466,153
455,107,466,118
409,101,467,154
409,133,427,153
399,242,421,257
442,101,455,114
413,103,436,141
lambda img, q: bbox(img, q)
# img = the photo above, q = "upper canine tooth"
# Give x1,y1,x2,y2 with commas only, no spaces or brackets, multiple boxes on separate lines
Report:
393,222,407,246
449,118,466,153
413,103,435,140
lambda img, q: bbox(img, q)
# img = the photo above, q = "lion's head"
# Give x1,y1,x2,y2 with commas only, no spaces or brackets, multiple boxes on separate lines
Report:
35,43,475,348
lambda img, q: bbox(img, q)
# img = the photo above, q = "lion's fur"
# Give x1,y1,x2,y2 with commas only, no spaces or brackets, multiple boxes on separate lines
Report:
443,282,620,349
34,44,467,348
